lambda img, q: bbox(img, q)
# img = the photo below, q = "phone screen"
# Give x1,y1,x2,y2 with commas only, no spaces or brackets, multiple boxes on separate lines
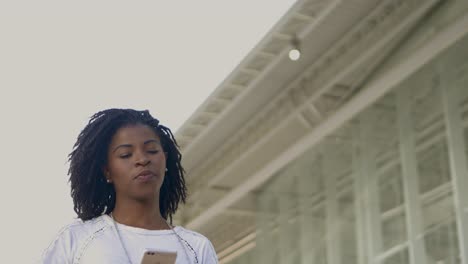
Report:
140,250,177,264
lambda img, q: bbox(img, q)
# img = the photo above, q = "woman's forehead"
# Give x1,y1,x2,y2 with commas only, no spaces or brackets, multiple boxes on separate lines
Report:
111,124,160,144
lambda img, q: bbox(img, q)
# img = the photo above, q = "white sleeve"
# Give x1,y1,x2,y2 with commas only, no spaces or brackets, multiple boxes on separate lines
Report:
201,239,218,264
39,225,75,264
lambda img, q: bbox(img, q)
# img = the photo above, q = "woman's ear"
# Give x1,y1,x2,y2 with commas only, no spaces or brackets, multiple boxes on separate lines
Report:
102,166,112,183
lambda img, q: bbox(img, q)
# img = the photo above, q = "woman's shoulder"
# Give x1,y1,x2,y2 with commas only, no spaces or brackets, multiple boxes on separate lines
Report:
174,226,210,242
174,226,218,263
40,215,112,263
68,215,111,233
52,215,111,241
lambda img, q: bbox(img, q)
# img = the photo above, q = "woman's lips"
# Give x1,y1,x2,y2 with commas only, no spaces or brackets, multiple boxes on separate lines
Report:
135,171,155,182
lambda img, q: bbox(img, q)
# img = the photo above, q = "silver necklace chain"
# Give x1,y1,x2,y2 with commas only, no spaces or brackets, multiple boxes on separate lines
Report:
109,213,199,264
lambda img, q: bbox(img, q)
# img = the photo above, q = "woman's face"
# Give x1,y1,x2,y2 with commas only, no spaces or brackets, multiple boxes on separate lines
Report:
104,124,167,201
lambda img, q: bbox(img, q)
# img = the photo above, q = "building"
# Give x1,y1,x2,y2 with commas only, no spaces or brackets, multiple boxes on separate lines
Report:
174,0,468,263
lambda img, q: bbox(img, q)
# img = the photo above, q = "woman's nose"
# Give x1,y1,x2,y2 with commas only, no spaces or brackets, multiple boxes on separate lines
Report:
135,153,150,166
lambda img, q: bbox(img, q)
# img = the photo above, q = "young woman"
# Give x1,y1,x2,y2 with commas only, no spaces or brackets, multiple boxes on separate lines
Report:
41,108,218,264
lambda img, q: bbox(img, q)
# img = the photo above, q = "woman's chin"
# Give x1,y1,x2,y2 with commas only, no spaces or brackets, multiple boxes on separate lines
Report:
130,189,159,203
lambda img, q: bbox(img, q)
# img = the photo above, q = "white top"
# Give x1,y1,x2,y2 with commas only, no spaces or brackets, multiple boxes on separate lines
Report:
39,215,218,264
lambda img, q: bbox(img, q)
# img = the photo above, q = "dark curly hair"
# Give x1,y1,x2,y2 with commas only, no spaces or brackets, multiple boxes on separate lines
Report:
68,108,187,223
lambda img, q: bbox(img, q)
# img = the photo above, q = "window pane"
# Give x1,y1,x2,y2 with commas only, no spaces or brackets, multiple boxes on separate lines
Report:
383,249,409,264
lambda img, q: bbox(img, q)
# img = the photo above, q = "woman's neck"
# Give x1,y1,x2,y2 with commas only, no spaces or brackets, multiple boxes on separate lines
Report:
111,197,169,230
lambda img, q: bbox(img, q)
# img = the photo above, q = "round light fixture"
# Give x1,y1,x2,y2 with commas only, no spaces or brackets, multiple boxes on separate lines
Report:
289,48,301,61
289,35,301,61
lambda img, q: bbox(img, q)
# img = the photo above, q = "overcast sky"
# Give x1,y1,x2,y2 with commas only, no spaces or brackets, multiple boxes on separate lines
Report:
0,1,296,262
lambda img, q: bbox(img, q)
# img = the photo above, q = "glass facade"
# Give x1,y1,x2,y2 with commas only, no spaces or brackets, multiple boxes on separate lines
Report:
233,30,468,264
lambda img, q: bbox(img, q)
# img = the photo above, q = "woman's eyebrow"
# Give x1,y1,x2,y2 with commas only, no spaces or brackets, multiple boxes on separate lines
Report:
112,144,132,153
112,139,160,153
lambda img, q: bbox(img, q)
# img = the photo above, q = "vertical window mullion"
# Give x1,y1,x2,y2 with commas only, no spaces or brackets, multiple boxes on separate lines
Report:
323,147,341,264
298,164,319,264
360,111,383,263
352,122,368,264
396,87,428,264
442,79,468,264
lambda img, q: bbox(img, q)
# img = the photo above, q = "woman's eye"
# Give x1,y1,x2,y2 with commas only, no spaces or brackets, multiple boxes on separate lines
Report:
148,150,159,154
119,154,131,158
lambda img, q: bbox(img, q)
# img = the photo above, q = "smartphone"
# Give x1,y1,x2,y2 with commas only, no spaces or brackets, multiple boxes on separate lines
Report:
140,250,177,264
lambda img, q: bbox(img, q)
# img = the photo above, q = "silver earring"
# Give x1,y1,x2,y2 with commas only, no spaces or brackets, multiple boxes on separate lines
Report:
165,168,168,172
106,179,111,183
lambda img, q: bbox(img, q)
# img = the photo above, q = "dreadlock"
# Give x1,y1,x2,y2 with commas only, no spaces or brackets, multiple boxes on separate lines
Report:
68,108,187,223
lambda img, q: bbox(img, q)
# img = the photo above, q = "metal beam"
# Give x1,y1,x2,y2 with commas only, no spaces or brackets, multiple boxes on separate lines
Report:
218,232,256,264
293,12,314,21
300,0,442,106
179,0,342,160
271,32,292,41
198,0,442,191
185,11,468,230
239,68,261,76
